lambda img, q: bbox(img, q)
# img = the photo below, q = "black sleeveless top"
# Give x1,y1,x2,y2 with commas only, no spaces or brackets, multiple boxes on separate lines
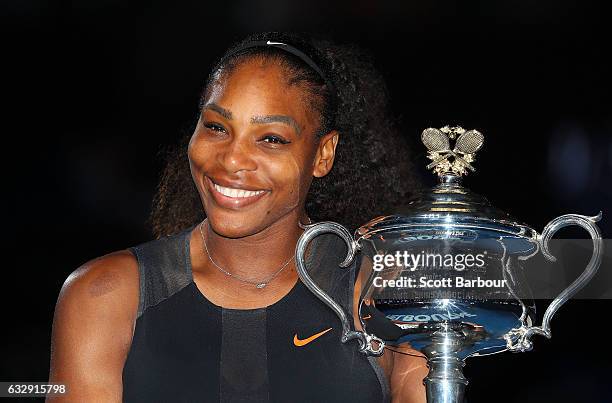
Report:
122,225,390,403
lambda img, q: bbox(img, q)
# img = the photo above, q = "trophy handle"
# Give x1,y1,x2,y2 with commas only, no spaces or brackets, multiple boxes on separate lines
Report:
295,221,385,356
506,212,603,352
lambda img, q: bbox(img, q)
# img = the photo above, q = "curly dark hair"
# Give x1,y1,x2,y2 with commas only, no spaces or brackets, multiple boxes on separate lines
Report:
148,32,420,238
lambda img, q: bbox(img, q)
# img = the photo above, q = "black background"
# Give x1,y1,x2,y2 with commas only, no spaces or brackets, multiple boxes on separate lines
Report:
2,1,611,402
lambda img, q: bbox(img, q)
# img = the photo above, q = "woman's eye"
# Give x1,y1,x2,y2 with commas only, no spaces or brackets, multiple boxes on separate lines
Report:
203,122,226,133
261,135,290,145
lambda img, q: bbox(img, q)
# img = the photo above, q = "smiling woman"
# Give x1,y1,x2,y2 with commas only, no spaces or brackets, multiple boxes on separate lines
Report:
48,32,426,403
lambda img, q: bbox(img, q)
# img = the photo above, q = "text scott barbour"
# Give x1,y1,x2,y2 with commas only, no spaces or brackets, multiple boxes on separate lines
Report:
373,276,507,289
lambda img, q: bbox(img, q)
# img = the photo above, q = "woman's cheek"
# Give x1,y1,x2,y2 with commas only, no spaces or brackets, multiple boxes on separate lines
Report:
268,154,305,213
187,133,205,167
188,134,216,172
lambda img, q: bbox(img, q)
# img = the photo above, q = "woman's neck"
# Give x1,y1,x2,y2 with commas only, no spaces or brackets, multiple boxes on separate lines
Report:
199,211,307,282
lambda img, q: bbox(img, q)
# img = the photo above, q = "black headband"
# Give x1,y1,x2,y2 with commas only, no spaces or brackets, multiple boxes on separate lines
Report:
222,40,336,98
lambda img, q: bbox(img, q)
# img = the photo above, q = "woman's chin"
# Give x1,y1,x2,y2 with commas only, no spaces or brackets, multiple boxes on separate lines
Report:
206,214,266,239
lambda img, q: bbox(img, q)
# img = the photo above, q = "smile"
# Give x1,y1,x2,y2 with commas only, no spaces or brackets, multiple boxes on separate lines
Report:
213,183,266,198
206,177,269,209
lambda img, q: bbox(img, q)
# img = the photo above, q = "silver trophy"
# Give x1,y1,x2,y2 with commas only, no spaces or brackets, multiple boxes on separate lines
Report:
295,126,604,403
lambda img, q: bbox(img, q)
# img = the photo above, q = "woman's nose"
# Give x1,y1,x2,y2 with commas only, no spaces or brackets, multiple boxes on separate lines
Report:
218,137,257,173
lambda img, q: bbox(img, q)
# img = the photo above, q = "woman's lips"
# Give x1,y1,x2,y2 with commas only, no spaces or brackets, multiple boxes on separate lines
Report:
206,177,269,209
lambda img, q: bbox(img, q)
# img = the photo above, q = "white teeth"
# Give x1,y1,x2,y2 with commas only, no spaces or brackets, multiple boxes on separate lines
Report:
213,183,265,198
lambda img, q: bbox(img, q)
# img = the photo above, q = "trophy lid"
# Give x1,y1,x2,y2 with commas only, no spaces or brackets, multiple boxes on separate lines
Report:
357,126,539,241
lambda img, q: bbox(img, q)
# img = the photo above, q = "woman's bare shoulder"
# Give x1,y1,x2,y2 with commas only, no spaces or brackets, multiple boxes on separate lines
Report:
53,249,140,342
58,249,139,310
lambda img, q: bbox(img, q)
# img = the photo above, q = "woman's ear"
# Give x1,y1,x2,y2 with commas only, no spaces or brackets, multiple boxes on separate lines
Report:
312,130,339,178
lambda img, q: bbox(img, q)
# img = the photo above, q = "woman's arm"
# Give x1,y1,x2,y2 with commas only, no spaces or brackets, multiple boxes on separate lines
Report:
48,251,139,402
389,344,428,403
353,257,428,402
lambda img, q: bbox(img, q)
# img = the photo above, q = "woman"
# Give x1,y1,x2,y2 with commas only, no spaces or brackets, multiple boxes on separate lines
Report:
49,32,428,402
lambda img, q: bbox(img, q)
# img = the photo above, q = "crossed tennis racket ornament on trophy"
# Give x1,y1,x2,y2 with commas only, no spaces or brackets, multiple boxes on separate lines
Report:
422,125,483,176
295,126,603,403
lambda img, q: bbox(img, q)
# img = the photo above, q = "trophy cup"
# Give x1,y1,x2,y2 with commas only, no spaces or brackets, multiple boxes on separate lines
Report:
294,126,604,403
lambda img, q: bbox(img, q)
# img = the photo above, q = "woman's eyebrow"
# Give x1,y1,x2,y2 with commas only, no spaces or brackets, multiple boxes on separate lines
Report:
202,103,232,120
250,115,302,135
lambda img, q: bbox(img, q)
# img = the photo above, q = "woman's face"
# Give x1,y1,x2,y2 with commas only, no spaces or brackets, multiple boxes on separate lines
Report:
188,58,338,238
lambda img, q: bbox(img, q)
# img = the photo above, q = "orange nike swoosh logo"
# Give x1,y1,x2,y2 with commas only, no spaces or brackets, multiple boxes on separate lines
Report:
293,327,333,347
362,314,372,320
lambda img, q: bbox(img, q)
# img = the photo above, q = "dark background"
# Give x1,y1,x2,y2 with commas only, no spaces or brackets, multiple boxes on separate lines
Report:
2,1,611,402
